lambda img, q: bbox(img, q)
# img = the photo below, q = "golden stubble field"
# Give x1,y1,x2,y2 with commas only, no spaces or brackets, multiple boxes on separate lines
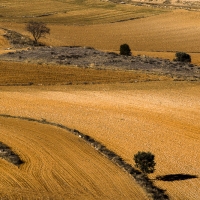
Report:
0,117,149,199
1,1,200,199
0,63,169,199
0,62,200,199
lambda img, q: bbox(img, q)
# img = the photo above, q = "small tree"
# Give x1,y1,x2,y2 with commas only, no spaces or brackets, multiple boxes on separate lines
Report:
120,43,131,56
174,52,191,63
134,151,156,174
26,21,50,44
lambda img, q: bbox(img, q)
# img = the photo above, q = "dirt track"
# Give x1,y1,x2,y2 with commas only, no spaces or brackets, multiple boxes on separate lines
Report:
1,81,200,199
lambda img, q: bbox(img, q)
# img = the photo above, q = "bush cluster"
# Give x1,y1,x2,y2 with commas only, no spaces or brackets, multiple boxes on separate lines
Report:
174,52,191,63
120,44,131,56
134,151,156,174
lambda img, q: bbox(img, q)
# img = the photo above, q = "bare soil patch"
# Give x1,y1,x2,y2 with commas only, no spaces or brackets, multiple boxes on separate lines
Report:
0,116,149,199
0,114,169,199
1,81,200,199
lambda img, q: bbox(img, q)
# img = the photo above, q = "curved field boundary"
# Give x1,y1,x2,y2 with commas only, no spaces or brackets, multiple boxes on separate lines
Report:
0,114,169,200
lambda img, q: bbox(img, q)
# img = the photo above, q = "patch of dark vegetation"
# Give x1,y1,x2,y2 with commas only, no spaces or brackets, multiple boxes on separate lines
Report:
156,174,198,181
174,52,191,63
0,114,169,200
0,45,199,81
0,141,24,166
2,28,44,48
120,43,131,56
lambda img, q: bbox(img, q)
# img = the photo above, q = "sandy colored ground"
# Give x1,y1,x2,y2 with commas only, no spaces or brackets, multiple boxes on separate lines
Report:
0,3,200,198
0,81,200,199
0,61,169,86
1,9,200,65
0,117,148,199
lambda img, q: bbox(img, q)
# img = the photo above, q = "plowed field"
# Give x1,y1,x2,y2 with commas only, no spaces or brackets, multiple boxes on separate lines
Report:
0,117,148,199
1,80,200,199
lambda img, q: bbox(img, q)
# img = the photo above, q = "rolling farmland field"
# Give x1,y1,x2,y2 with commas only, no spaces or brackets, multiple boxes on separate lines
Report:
0,64,200,199
1,7,200,64
0,0,200,199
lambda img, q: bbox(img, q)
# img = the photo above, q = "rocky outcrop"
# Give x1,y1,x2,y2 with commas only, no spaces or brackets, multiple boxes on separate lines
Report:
0,142,23,166
0,46,199,81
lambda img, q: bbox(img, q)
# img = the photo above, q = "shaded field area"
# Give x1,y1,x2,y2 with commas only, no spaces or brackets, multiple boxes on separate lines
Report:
1,80,200,199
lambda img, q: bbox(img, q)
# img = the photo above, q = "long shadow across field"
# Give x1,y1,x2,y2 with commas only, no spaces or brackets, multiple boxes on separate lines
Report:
156,174,198,182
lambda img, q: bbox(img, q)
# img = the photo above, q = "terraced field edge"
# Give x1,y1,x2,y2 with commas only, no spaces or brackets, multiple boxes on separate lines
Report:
0,114,169,200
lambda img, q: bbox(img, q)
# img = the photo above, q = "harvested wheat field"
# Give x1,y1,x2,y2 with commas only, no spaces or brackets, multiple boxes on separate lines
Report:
0,61,168,86
1,79,200,199
1,0,200,199
0,117,150,199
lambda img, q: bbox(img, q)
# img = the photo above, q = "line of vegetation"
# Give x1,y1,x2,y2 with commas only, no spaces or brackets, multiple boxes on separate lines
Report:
0,114,169,199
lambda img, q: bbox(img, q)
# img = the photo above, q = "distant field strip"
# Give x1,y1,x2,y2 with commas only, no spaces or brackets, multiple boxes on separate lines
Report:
0,0,167,24
0,61,168,86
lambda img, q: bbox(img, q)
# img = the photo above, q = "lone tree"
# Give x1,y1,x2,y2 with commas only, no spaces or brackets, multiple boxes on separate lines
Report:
174,52,191,63
120,43,131,56
134,151,156,174
26,21,50,45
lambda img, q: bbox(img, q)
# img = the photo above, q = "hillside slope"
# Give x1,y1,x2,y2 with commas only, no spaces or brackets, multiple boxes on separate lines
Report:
0,117,148,199
1,81,200,199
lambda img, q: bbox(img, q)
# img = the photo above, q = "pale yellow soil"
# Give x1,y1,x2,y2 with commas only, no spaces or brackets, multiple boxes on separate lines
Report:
0,117,148,199
1,81,200,199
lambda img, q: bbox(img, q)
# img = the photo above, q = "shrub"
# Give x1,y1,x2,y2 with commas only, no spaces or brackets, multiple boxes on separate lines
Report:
134,151,156,174
174,52,191,63
120,44,131,56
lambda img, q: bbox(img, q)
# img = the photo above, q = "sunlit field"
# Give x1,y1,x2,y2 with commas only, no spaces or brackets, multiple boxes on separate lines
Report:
0,0,200,199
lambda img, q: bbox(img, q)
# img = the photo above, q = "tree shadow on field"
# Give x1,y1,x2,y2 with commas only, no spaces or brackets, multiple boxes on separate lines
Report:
156,174,198,182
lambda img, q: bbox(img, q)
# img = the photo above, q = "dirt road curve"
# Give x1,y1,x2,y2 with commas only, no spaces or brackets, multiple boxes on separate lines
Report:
0,81,200,199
